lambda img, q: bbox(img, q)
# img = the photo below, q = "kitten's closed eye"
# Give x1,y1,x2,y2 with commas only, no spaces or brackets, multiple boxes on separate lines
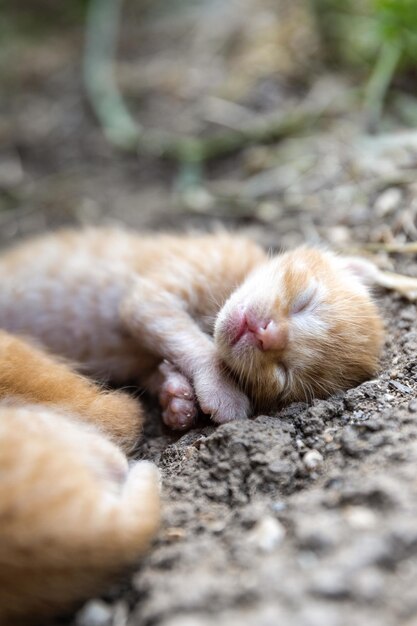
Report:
291,284,317,315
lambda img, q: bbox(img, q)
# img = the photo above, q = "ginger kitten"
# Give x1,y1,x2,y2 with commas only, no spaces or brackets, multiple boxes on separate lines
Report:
0,228,384,430
0,331,160,624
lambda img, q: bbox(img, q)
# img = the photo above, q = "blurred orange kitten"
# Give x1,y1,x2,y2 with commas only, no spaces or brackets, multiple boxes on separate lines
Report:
0,331,159,625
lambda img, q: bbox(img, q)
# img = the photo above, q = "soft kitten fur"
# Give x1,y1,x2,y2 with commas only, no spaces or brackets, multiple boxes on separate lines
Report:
0,330,160,624
0,228,383,430
0,228,383,622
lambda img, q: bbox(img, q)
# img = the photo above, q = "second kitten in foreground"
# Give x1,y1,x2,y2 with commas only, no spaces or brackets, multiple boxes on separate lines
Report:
0,229,383,429
0,330,160,625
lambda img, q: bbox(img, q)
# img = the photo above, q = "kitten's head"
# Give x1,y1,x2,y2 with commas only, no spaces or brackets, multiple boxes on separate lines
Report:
214,248,384,410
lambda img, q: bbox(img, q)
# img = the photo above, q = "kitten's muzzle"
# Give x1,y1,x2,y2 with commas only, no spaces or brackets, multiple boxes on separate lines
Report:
227,308,289,352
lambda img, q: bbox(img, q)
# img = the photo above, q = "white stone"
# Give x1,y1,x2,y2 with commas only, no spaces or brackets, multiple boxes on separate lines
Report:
303,449,324,471
374,187,402,217
344,505,377,530
76,600,113,626
248,515,286,552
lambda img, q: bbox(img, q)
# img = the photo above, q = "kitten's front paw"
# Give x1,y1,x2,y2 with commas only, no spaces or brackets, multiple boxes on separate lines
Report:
158,361,197,430
195,371,251,424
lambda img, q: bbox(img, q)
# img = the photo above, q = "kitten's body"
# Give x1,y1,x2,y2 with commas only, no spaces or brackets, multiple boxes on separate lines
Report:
0,331,160,624
0,228,383,428
0,229,264,384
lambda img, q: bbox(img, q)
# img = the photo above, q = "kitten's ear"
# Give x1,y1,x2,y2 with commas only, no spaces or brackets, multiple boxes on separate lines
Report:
338,256,379,286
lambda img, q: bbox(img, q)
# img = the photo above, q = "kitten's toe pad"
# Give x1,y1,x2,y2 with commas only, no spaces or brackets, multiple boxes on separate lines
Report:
158,362,197,430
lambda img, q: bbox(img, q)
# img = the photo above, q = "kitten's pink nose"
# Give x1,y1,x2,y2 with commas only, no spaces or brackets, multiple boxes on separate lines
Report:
237,310,288,351
254,320,288,351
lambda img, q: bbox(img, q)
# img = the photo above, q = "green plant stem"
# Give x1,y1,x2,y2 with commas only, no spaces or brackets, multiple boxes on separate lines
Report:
364,39,402,133
83,0,141,150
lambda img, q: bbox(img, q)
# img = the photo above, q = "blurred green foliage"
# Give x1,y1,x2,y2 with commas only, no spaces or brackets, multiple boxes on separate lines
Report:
310,0,377,66
311,0,417,128
375,0,417,61
311,0,417,68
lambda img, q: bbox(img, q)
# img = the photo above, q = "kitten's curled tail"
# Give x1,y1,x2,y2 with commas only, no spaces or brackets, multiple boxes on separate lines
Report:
0,404,160,625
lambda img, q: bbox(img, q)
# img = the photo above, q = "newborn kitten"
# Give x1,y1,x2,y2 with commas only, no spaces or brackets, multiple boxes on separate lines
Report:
0,228,383,430
215,247,384,410
0,330,160,625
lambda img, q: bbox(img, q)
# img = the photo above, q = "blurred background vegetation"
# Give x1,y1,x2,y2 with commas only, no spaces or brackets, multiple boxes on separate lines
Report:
3,0,417,138
1,0,417,252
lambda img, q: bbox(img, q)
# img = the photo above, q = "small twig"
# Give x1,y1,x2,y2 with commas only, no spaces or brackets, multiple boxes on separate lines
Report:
359,242,417,254
338,246,417,301
374,268,417,301
363,39,402,133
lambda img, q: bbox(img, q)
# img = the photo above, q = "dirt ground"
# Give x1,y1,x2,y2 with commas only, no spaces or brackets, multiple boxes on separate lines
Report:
1,2,417,625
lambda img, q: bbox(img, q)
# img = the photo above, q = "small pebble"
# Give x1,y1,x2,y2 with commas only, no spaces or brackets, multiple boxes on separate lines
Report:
400,307,416,323
303,449,324,471
310,569,350,599
326,226,350,244
374,187,402,217
164,527,186,541
76,600,113,626
183,187,214,212
270,500,287,513
344,505,377,529
353,410,365,421
324,430,334,443
408,399,417,413
257,202,283,222
248,515,286,552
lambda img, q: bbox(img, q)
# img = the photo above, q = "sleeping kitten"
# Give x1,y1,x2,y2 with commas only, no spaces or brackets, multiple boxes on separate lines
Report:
0,228,383,430
215,247,384,412
0,331,160,625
